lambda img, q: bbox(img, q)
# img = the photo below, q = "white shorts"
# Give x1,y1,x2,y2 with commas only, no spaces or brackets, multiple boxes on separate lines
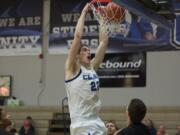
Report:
70,119,107,135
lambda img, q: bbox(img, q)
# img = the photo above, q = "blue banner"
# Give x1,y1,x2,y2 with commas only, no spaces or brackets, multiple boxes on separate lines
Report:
0,0,43,56
174,0,180,10
50,0,180,54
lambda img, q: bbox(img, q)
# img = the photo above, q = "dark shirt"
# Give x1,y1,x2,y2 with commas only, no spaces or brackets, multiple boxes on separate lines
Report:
0,129,14,135
149,127,157,135
117,123,150,135
19,125,35,135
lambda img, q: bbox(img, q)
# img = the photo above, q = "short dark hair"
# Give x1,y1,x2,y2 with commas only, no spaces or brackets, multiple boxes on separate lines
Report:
78,44,89,54
128,98,147,123
26,116,32,120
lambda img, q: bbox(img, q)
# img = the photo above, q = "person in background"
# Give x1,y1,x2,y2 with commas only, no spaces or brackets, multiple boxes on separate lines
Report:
0,109,18,135
26,116,35,131
116,98,150,135
19,117,35,135
175,125,180,135
10,128,19,135
105,120,119,135
0,119,14,134
144,118,157,135
156,124,169,135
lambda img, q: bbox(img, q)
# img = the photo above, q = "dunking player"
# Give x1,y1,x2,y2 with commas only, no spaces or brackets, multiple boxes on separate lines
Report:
64,3,109,135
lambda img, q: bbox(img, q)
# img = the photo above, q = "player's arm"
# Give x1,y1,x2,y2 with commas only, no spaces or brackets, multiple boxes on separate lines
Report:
91,29,109,70
65,4,90,75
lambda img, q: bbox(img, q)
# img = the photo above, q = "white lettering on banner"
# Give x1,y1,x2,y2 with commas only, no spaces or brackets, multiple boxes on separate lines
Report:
52,25,99,35
0,18,15,27
0,16,41,27
61,13,96,23
67,39,99,48
61,13,75,23
19,16,41,26
99,60,142,69
53,26,74,34
0,36,40,46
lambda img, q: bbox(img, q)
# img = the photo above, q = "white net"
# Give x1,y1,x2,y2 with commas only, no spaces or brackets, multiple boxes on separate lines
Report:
90,0,132,36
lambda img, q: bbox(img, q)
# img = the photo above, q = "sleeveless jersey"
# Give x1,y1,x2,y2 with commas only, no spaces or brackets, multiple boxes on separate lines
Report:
65,66,101,123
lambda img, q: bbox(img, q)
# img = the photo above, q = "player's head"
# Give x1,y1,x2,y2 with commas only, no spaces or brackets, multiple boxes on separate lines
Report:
26,116,32,125
105,120,118,135
78,44,91,66
127,98,147,124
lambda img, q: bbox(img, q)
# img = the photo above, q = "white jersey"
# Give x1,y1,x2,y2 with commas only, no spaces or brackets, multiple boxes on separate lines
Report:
65,65,101,123
65,66,106,135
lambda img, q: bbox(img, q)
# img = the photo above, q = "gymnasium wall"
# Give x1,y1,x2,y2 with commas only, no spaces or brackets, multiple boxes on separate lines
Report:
0,51,180,106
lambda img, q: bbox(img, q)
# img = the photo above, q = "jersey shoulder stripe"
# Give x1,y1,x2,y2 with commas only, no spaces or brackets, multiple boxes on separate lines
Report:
65,69,82,83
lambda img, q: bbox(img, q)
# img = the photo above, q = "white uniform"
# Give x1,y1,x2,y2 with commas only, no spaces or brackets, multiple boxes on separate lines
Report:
65,66,107,135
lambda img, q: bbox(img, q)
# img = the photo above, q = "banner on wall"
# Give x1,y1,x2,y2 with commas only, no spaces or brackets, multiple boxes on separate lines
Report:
0,0,180,56
175,0,180,11
95,53,146,87
0,0,42,56
50,0,180,54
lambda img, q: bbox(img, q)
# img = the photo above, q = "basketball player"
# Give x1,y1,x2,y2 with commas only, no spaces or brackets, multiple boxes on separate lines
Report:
64,3,108,135
116,98,150,135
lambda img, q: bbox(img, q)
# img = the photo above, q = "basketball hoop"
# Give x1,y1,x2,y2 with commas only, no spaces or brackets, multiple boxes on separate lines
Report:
90,0,132,36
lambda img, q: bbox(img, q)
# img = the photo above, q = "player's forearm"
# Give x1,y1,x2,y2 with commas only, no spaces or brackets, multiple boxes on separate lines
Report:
96,33,109,59
69,11,87,57
92,38,109,70
95,40,108,62
66,4,89,68
74,10,87,39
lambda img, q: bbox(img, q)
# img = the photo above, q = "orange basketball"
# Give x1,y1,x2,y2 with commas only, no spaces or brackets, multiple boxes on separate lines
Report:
105,2,125,22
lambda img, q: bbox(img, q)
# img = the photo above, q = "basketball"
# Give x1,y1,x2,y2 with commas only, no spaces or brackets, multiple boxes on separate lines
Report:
105,2,125,22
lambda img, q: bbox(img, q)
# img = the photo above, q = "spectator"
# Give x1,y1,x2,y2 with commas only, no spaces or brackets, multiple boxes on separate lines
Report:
106,120,119,135
157,124,169,135
10,121,19,135
26,116,34,130
10,128,19,135
0,110,18,135
116,98,150,135
175,125,180,135
144,118,157,135
19,117,35,135
0,119,14,134
1,109,8,120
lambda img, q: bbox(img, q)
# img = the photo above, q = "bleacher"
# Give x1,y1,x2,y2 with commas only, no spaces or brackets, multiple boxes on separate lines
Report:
0,106,180,135
0,106,58,135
